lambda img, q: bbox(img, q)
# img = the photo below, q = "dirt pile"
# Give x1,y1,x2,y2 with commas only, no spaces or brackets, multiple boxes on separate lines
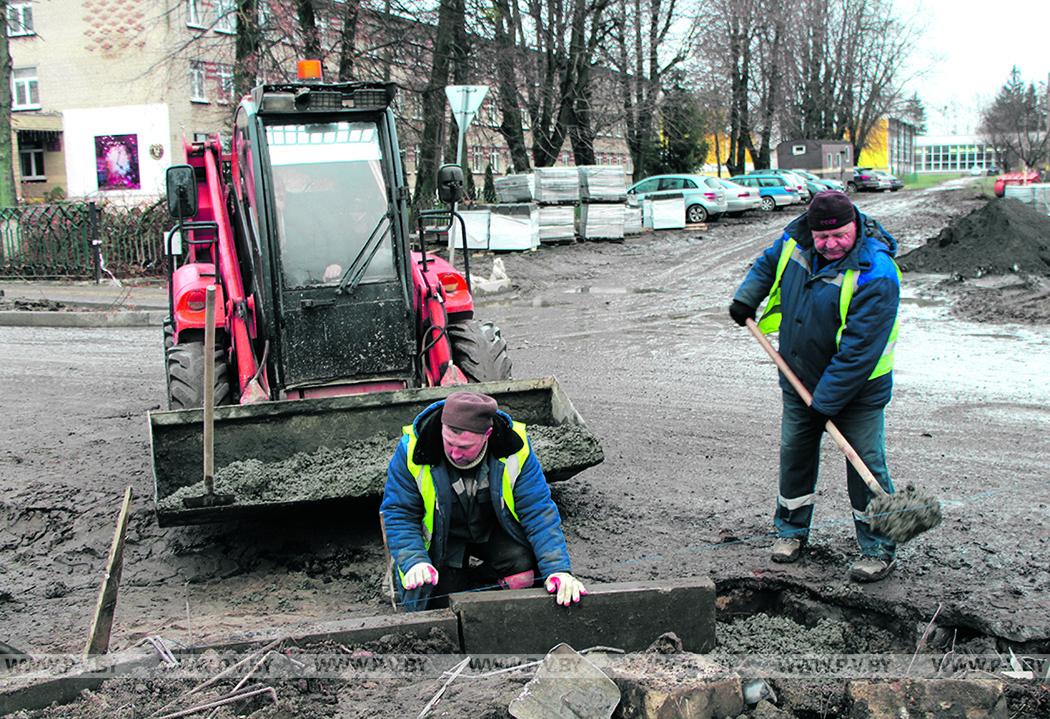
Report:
899,198,1050,276
158,424,602,509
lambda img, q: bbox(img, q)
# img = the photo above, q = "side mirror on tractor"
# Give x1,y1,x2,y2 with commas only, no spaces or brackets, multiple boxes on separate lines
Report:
166,165,199,221
437,163,465,205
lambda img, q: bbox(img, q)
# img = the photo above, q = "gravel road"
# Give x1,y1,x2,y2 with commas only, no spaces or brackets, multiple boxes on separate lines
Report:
2,180,1047,656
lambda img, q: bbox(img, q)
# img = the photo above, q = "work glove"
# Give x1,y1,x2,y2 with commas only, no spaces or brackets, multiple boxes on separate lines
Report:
545,572,587,606
403,562,439,590
729,300,756,327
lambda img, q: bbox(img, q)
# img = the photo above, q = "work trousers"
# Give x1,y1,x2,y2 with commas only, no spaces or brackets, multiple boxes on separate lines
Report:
775,389,896,560
402,525,538,611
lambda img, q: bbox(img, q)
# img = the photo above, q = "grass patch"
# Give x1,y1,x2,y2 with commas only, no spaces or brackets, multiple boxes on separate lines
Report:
902,173,966,190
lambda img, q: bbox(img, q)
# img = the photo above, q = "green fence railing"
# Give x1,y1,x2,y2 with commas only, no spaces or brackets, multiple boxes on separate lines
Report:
0,201,170,279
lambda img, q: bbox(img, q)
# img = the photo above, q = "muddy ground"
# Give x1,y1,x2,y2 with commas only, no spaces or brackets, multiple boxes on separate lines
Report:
1,178,1048,710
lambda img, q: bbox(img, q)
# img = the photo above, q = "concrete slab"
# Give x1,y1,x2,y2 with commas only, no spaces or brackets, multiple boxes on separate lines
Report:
450,578,716,655
509,644,620,719
0,650,159,715
0,310,165,327
181,608,460,653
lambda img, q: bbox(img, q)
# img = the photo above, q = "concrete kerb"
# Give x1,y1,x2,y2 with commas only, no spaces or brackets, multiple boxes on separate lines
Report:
0,310,166,327
0,649,160,715
0,579,717,714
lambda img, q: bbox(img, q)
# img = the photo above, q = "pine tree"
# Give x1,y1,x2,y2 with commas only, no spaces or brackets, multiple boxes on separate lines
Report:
462,163,477,202
482,163,497,203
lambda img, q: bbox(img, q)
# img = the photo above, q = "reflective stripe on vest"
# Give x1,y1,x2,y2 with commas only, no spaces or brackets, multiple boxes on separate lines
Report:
399,420,531,557
758,240,900,380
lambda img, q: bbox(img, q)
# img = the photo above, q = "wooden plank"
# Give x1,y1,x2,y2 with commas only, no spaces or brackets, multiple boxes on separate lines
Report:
83,486,133,656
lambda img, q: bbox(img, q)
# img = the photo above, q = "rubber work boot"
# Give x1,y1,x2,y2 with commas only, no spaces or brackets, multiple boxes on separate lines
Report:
850,556,896,583
770,537,804,564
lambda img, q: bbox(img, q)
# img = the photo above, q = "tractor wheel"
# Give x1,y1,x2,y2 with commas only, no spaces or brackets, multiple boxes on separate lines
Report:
448,320,513,383
165,341,231,410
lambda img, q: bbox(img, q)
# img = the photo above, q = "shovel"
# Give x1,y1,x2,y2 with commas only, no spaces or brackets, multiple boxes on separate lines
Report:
183,285,234,509
745,318,940,543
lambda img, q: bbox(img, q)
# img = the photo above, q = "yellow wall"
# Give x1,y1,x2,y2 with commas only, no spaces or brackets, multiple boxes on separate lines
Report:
855,118,889,170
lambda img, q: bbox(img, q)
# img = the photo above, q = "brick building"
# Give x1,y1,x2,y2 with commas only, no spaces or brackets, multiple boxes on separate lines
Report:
7,0,631,203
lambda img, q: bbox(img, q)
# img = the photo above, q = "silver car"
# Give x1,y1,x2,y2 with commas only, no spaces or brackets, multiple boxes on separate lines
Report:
627,173,729,224
715,178,762,214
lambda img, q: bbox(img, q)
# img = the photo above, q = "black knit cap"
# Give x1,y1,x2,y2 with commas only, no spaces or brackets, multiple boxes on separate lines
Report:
807,190,856,231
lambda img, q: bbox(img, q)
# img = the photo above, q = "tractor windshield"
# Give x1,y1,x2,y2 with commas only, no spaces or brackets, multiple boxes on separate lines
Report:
265,121,394,288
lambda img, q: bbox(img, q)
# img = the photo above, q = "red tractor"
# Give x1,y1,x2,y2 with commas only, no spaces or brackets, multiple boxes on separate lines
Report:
150,74,599,525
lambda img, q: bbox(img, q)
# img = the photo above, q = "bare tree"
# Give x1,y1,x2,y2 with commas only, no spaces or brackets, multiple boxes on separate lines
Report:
0,0,17,205
608,0,691,179
980,67,1049,171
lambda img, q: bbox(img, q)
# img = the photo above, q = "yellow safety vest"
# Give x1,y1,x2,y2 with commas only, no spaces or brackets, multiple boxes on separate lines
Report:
398,421,531,583
757,238,900,380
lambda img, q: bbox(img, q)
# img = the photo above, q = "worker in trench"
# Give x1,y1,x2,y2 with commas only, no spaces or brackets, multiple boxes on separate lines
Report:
381,391,586,610
729,190,901,583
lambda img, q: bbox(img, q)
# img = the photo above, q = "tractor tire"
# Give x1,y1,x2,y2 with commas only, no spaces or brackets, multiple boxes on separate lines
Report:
448,320,513,383
165,341,231,410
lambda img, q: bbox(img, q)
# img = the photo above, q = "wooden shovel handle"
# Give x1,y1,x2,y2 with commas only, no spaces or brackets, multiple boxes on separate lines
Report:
203,285,216,491
745,318,887,498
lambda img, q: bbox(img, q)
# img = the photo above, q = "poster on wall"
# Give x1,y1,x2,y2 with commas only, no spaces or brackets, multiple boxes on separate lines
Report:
95,134,141,190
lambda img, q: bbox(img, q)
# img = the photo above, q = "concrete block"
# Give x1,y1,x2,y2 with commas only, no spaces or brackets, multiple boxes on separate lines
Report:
183,608,460,653
601,653,743,719
0,650,159,715
847,679,1008,719
450,578,715,655
509,644,620,719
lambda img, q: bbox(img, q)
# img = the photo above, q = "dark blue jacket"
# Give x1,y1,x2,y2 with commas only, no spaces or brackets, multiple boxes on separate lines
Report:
734,208,900,416
380,400,572,607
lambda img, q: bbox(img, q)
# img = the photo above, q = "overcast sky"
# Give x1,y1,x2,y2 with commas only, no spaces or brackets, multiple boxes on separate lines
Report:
898,0,1050,136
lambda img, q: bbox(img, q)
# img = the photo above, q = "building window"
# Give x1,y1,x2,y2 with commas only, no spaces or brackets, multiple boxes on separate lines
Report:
214,0,237,33
561,151,570,166
471,145,483,173
216,64,234,103
257,0,271,28
11,67,39,110
792,144,806,156
19,142,45,181
490,148,500,173
186,0,203,27
190,61,207,102
7,2,34,36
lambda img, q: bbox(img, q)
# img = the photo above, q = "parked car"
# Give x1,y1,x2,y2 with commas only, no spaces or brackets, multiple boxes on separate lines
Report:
748,169,810,202
714,178,763,215
994,171,1041,197
730,174,801,211
871,170,903,191
848,168,890,193
626,174,728,223
792,169,846,192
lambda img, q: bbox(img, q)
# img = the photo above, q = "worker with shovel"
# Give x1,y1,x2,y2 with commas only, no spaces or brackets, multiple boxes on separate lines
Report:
381,391,586,610
730,190,903,582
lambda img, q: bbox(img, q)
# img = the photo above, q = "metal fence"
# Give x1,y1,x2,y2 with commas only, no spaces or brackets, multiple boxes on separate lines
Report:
0,201,170,279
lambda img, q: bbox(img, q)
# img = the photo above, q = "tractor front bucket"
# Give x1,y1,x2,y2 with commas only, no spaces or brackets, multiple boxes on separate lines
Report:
149,377,603,526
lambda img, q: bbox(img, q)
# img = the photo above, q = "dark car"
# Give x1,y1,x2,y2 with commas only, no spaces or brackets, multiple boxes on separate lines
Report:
872,170,903,192
848,168,888,193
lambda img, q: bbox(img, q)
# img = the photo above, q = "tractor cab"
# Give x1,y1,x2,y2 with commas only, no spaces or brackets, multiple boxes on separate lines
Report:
233,80,417,396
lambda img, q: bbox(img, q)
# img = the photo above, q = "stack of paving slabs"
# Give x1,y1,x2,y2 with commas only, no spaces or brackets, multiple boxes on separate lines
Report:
534,167,581,205
577,165,627,202
577,165,627,241
489,204,540,251
449,209,491,250
644,193,686,230
624,205,643,235
537,205,576,244
579,203,626,241
495,174,535,203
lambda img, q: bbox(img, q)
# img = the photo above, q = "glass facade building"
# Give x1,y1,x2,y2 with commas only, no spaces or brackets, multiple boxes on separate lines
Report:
915,135,999,173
